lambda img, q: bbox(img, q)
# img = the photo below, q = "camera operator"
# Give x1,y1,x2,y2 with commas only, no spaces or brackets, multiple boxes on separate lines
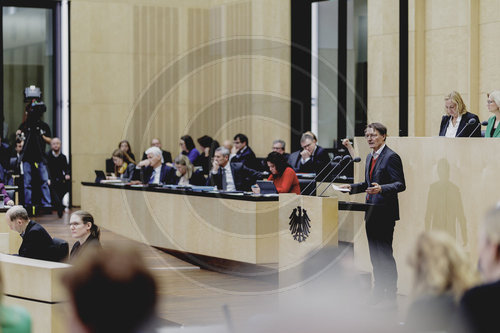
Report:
17,97,52,214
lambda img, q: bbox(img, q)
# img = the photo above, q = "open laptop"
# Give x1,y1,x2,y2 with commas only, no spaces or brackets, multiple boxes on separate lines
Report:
256,180,278,194
94,170,106,183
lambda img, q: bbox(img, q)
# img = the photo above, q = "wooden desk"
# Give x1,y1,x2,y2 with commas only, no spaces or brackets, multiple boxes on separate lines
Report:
81,183,339,269
0,210,23,254
0,253,71,333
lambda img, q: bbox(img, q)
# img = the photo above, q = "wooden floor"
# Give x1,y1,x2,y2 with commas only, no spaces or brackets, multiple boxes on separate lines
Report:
36,209,410,330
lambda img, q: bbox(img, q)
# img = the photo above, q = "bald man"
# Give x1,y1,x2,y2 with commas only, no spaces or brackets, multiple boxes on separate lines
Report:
6,205,54,260
47,137,70,217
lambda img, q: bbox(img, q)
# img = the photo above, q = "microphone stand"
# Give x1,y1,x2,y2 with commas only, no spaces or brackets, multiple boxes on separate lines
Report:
318,157,361,197
468,120,488,137
299,155,342,195
305,155,351,195
456,119,476,137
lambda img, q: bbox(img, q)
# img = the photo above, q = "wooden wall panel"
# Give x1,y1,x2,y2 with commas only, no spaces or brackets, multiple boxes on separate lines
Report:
71,0,291,205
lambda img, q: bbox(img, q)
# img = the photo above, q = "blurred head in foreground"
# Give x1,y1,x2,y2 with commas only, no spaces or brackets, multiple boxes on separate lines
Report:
408,231,477,300
62,245,157,333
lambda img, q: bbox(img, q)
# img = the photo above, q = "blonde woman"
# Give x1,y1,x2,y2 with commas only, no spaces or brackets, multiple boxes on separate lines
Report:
485,90,500,137
439,91,481,137
170,155,205,186
405,231,478,332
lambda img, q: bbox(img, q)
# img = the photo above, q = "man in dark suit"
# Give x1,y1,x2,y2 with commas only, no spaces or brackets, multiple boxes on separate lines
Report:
272,139,289,160
207,147,262,191
340,123,406,305
231,133,260,170
289,133,330,175
5,205,54,261
138,147,175,184
141,138,172,164
47,137,70,217
452,206,500,333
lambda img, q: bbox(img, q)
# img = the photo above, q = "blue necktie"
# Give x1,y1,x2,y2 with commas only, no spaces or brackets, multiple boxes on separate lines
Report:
149,170,156,184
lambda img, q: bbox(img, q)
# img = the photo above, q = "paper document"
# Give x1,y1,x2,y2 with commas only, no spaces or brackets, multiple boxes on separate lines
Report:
332,184,350,192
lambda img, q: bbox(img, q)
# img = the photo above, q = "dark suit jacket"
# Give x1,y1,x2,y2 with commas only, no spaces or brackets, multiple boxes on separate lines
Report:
19,220,54,261
289,145,330,175
142,150,173,164
231,146,260,170
169,170,206,186
439,112,481,137
140,164,175,184
350,145,405,221
70,234,102,261
454,280,500,333
207,162,262,191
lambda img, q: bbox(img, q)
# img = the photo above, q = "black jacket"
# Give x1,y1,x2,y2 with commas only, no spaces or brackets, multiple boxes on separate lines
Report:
231,146,260,171
439,112,481,137
350,146,406,221
70,234,102,261
289,145,330,174
19,220,54,261
207,162,262,191
168,169,206,186
46,151,70,183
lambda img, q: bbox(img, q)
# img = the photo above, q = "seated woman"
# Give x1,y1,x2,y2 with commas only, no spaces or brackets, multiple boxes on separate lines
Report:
485,90,500,137
439,91,481,137
118,140,136,163
108,149,135,182
170,155,206,186
69,210,102,261
405,231,477,332
179,135,200,164
195,135,220,174
0,183,14,206
254,152,300,194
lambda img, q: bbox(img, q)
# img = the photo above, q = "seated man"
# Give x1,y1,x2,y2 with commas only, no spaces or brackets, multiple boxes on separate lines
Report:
5,205,54,261
141,138,172,164
137,147,175,184
272,139,289,160
231,133,260,170
289,133,330,175
207,147,262,191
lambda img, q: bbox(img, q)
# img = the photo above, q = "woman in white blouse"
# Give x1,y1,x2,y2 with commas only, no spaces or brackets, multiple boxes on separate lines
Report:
439,91,481,137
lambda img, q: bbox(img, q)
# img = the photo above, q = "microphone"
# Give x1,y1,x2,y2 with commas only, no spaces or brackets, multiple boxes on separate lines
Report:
299,155,342,195
318,156,361,197
456,118,476,137
468,120,488,138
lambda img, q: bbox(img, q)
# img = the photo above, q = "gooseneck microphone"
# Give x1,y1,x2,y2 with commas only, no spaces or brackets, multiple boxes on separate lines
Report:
312,155,352,190
456,118,476,137
468,120,488,138
299,155,342,195
318,156,362,197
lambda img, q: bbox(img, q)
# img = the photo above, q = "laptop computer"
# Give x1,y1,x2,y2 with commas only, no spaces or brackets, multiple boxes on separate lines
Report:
256,180,278,194
94,170,106,183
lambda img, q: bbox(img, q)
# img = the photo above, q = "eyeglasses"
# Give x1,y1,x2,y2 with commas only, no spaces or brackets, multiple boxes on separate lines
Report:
301,143,312,149
365,134,378,139
272,146,283,151
69,222,84,227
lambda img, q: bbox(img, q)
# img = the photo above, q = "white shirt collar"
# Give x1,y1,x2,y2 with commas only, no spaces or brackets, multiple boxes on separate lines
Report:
372,144,386,158
52,150,60,157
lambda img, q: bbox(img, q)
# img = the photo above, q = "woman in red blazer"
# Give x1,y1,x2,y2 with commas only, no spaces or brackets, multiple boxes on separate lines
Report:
264,152,300,194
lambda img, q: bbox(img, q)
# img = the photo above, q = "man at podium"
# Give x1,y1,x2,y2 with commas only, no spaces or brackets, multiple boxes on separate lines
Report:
339,122,406,306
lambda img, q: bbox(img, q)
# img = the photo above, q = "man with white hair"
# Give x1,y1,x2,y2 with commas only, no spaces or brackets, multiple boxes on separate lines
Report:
137,147,175,184
455,205,500,332
5,205,54,260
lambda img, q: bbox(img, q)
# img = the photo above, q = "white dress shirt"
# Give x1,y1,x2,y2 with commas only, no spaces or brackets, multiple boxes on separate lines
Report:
223,163,236,191
445,115,462,138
